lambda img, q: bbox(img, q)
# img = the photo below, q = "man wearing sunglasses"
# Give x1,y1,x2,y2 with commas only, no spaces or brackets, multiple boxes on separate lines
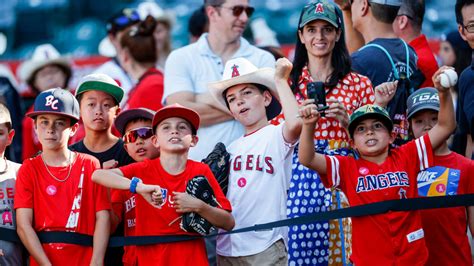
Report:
95,8,140,107
455,0,474,160
163,0,275,162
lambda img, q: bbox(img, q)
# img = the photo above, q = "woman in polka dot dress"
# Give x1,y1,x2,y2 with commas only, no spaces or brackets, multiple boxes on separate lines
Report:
270,2,377,265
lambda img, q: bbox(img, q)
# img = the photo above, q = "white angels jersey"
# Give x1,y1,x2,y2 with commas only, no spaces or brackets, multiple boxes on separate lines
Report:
217,124,295,257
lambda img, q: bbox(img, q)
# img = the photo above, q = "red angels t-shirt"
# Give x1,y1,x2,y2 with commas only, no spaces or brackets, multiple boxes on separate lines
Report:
119,158,231,266
111,189,137,265
14,153,111,266
323,134,433,266
417,152,474,266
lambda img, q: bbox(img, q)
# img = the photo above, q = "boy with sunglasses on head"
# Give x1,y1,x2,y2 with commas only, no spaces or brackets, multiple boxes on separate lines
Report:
298,66,457,265
110,107,160,266
92,104,234,266
0,103,25,266
14,88,110,266
407,87,474,266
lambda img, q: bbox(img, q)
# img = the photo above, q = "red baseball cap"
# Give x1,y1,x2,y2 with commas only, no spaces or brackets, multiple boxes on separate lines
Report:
152,104,200,134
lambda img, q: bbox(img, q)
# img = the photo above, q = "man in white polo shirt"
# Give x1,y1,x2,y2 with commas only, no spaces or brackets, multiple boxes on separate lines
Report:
163,0,275,161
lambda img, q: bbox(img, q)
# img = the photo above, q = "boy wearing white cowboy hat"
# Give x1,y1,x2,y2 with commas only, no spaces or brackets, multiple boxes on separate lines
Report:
209,57,301,265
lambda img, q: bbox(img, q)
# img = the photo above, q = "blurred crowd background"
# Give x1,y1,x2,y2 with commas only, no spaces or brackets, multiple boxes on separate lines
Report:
0,0,456,60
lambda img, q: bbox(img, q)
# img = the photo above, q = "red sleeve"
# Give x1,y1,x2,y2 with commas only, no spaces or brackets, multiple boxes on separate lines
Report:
119,161,143,179
91,158,111,212
202,164,232,212
14,160,34,209
400,133,434,172
322,155,347,189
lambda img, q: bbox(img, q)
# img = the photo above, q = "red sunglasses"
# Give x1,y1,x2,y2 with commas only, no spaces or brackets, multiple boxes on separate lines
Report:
123,127,153,143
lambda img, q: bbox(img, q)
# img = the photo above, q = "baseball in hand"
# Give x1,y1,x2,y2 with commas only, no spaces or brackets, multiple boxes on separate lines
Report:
439,69,458,88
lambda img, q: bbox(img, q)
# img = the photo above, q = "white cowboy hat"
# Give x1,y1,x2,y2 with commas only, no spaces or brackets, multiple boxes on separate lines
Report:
208,57,281,120
17,43,70,82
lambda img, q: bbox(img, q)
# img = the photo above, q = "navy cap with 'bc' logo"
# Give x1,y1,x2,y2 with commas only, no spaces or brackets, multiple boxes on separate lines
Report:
27,88,80,123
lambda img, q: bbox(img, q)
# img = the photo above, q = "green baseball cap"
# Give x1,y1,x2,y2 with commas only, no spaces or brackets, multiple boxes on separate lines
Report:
348,104,393,137
75,73,124,105
299,0,340,29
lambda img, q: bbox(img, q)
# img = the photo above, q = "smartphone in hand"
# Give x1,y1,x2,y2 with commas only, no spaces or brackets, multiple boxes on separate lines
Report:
307,82,327,116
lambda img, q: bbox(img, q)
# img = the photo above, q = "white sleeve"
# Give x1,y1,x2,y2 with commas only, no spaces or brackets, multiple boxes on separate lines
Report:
273,123,296,160
163,49,195,104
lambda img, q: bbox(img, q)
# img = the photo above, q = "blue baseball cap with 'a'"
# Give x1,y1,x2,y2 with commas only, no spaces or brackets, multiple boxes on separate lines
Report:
27,88,80,123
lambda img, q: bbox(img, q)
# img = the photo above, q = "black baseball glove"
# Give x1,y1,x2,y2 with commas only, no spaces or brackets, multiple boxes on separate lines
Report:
201,142,230,195
180,175,219,236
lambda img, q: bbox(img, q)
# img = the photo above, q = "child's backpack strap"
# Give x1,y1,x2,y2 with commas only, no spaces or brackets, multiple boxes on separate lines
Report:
359,39,410,79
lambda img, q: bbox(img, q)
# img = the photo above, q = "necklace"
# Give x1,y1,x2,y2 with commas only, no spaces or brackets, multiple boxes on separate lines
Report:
41,151,73,182
0,157,8,175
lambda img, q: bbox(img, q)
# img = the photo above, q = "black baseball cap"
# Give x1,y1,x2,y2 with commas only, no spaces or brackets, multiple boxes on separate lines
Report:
106,8,140,35
406,88,440,120
27,88,80,123
114,108,156,136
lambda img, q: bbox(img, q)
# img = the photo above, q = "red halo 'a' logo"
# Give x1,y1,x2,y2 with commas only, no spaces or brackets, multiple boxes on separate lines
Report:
231,65,240,77
315,3,324,13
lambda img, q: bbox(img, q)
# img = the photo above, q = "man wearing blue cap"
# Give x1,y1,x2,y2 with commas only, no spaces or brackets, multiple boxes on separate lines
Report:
14,88,111,266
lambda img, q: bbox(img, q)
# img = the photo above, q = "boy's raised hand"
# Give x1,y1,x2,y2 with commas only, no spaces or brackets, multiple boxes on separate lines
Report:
275,57,293,82
136,183,164,208
374,80,398,107
298,99,320,125
432,66,455,93
172,192,204,213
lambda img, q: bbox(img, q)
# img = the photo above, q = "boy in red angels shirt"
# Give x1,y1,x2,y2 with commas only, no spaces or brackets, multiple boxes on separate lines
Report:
14,88,110,266
407,87,474,266
92,104,234,266
298,66,456,265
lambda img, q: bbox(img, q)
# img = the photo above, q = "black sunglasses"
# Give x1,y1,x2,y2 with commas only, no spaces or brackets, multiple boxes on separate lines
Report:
216,5,255,17
123,127,153,143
